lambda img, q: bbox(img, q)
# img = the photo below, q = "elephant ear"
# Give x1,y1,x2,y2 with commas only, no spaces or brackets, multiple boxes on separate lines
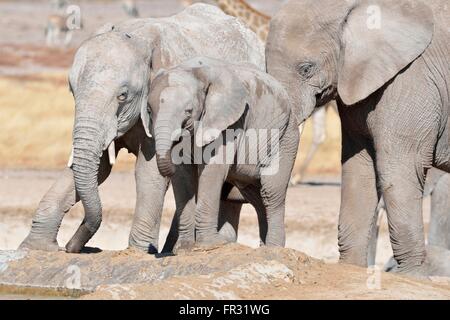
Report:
195,67,249,147
338,0,434,105
139,33,163,138
140,84,152,138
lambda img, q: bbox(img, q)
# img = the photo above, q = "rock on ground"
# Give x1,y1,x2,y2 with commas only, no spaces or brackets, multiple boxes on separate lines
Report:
0,245,449,300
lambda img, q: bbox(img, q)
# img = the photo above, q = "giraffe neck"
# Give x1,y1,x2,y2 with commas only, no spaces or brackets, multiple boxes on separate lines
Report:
216,0,270,20
215,0,270,41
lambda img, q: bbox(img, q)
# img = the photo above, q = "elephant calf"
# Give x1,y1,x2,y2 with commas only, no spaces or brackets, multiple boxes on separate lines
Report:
147,57,299,248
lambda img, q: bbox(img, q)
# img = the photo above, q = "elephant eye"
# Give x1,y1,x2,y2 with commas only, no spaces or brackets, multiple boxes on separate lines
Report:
117,92,128,102
297,62,315,78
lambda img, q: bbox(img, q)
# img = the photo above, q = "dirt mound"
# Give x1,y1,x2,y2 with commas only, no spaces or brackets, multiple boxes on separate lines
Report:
0,245,449,300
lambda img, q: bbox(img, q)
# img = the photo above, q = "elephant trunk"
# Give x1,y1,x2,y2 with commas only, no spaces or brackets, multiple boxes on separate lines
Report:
66,116,104,253
155,116,178,177
156,152,176,177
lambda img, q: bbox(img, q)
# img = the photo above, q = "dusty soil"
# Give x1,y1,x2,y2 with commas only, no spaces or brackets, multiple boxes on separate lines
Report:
1,245,449,300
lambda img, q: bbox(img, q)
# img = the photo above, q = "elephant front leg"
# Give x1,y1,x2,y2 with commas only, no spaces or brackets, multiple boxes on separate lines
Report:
128,139,170,253
338,133,380,267
161,165,196,254
20,150,114,251
195,164,230,247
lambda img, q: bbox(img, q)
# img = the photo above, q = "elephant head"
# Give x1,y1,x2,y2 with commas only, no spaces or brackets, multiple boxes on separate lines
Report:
147,58,248,177
65,27,156,253
265,0,434,123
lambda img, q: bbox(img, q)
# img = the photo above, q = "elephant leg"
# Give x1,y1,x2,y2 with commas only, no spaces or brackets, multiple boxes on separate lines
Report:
128,138,170,253
428,173,450,250
20,150,115,251
195,164,230,246
161,165,196,253
338,132,380,267
367,202,384,267
218,201,243,243
239,185,268,246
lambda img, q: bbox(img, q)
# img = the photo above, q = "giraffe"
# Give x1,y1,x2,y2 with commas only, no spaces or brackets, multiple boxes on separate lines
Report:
45,14,73,47
122,0,140,18
181,0,333,184
46,0,77,47
182,0,270,41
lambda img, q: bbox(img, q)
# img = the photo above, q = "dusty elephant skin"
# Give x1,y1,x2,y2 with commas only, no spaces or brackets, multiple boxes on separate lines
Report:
265,0,450,277
1,246,449,300
19,4,265,254
149,57,299,248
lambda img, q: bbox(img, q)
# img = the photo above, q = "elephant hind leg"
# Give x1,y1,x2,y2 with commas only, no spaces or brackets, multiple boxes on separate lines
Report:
218,201,242,243
428,173,450,250
239,185,268,246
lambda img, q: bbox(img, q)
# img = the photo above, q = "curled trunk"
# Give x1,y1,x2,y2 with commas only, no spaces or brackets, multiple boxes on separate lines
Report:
155,116,177,177
65,116,104,253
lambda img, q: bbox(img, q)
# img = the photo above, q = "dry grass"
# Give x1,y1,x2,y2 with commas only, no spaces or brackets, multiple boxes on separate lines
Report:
0,73,342,174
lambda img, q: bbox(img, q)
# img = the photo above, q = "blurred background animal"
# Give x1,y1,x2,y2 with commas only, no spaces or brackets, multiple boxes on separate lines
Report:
122,0,140,17
45,0,83,47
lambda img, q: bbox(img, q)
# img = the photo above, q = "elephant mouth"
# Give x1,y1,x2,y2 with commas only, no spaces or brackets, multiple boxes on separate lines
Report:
315,85,335,107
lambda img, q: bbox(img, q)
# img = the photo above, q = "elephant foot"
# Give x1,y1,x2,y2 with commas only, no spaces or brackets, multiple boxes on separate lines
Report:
194,233,230,252
65,224,95,253
172,240,196,255
128,242,159,255
389,246,450,279
390,262,429,280
19,236,62,252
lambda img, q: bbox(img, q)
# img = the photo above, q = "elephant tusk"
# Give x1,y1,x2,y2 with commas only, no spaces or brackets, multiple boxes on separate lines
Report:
108,141,116,166
299,123,305,136
67,147,74,168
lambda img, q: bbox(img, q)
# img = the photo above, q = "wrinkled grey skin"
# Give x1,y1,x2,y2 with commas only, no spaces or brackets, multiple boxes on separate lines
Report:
369,168,450,268
266,0,450,277
20,4,264,253
427,169,450,250
149,57,299,248
383,169,450,275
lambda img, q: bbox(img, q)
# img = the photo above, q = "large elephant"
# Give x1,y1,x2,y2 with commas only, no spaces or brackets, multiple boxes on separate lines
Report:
266,0,450,276
148,57,299,248
20,4,264,253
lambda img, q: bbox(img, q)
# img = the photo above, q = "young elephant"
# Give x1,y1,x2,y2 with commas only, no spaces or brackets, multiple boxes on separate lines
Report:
148,57,299,247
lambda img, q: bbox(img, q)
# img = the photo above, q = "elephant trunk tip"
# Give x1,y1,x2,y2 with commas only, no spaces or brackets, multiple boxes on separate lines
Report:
156,152,176,177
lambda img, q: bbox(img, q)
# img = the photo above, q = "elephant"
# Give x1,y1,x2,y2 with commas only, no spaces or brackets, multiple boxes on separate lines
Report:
20,4,265,254
148,57,299,248
265,0,450,277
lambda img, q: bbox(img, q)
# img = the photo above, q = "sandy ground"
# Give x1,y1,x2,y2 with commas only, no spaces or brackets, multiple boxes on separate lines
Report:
1,245,449,300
